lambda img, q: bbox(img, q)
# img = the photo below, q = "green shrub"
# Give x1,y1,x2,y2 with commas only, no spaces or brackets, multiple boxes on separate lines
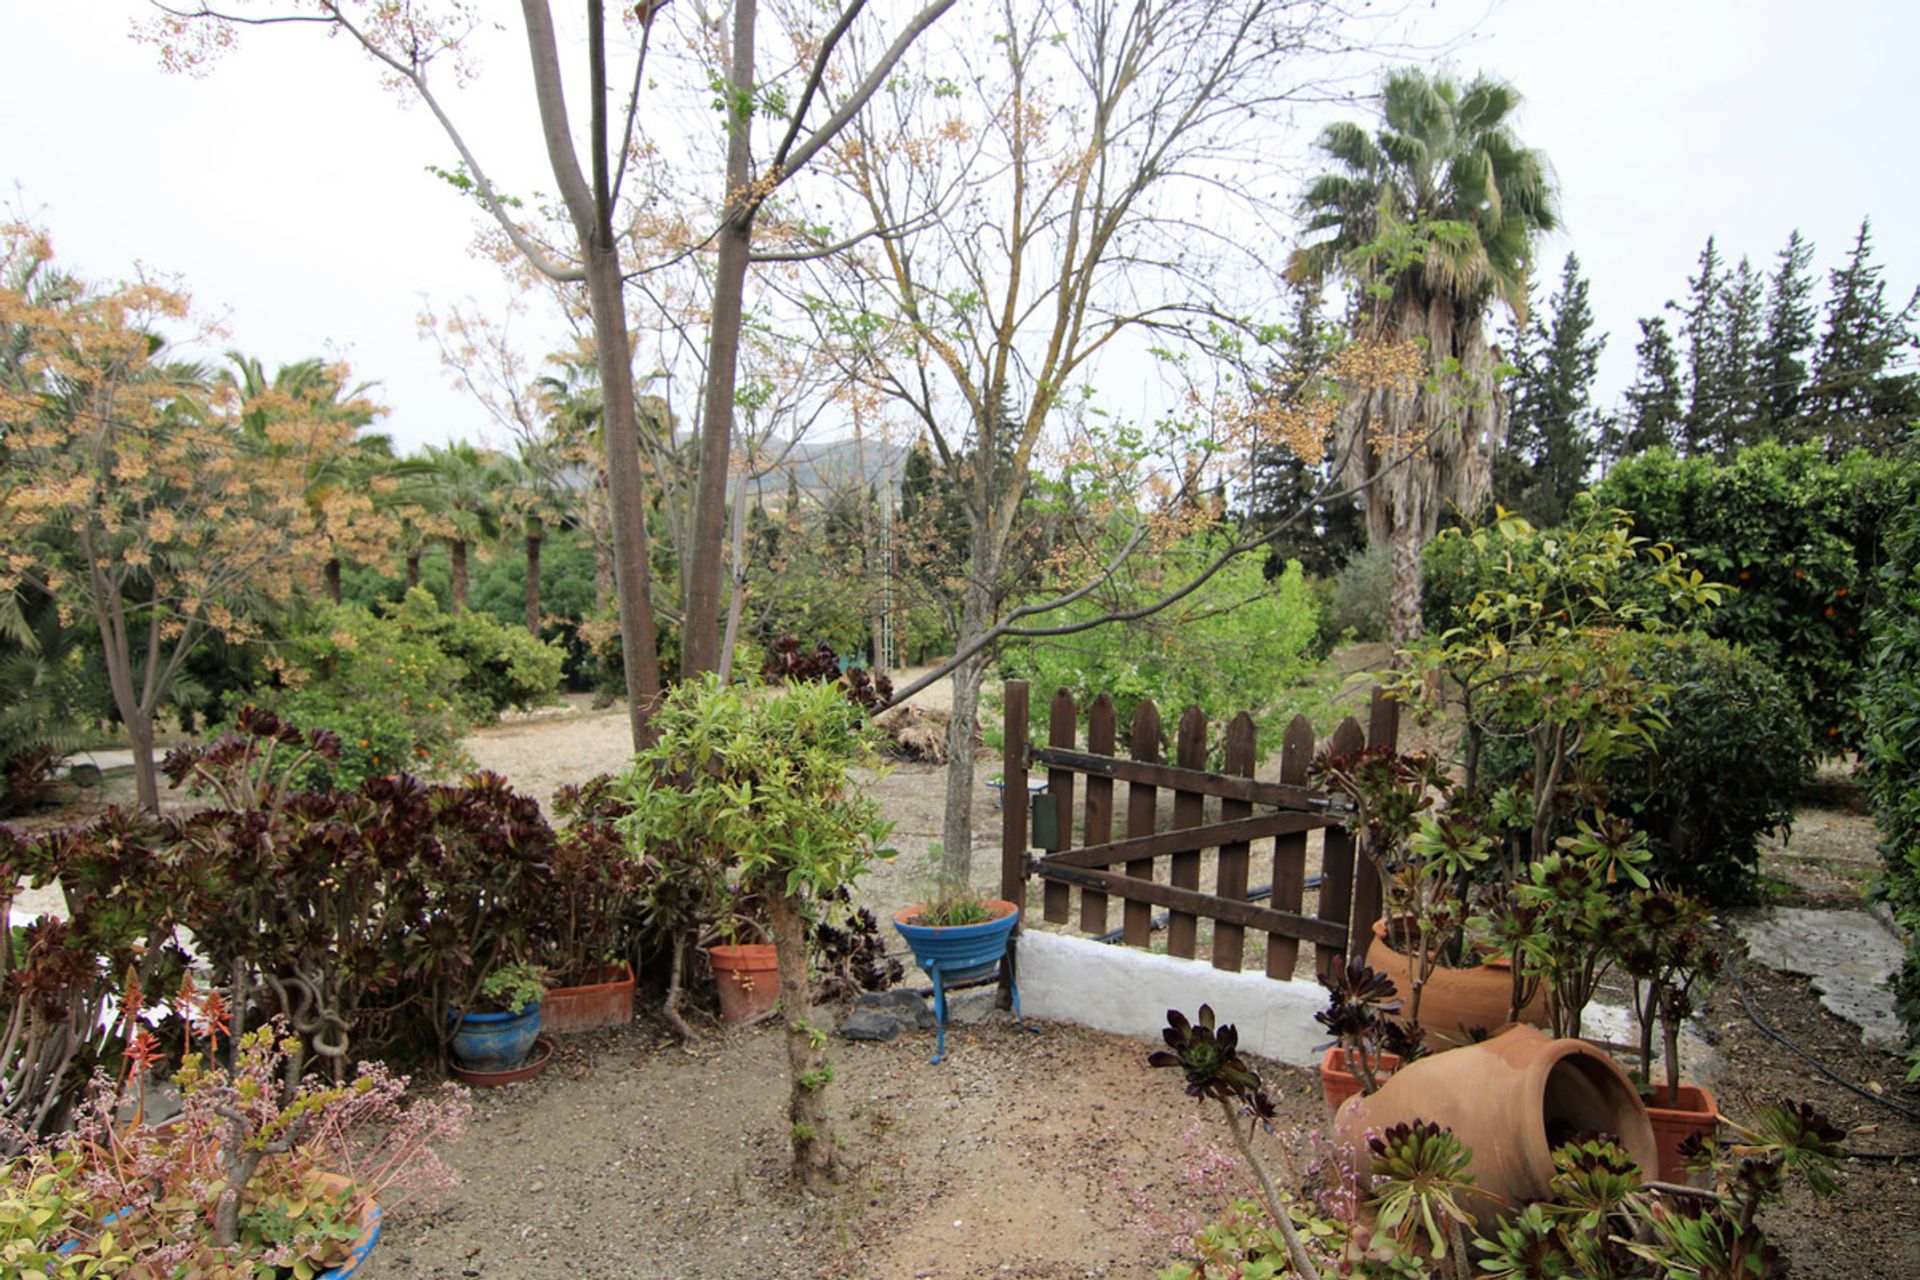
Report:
1590,443,1912,751
1465,624,1806,904
256,601,472,790
381,589,565,719
1597,631,1808,901
1861,470,1920,1040
995,550,1320,757
1327,544,1391,645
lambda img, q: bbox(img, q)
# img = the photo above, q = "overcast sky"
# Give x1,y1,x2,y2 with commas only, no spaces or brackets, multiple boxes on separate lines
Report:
4,1,1916,452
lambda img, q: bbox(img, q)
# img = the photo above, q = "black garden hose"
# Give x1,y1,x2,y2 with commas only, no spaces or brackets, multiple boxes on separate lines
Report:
1731,965,1920,1161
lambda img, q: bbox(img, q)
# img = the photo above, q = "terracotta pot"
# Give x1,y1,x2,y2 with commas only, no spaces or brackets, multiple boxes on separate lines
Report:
1335,1024,1656,1228
1645,1082,1718,1183
708,943,780,1023
542,963,636,1035
1319,1047,1402,1116
1365,918,1549,1047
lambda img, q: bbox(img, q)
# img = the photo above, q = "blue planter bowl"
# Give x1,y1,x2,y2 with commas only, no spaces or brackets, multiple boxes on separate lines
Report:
892,900,1020,1062
448,1002,542,1074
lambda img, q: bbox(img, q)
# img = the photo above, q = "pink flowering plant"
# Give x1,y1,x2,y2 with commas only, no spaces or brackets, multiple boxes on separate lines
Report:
7,979,468,1279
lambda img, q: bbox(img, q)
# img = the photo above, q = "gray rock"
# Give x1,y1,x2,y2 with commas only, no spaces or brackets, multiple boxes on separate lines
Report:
857,988,935,1029
944,988,1006,1026
837,1007,905,1042
1741,906,1908,1051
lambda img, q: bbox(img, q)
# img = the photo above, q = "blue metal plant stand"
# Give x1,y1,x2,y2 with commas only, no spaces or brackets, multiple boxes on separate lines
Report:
892,905,1021,1063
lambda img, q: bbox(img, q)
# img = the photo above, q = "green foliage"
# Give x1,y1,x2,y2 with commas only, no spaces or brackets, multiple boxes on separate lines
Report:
0,1151,126,1278
0,586,89,815
1861,466,1920,1039
475,960,546,1015
1326,543,1392,646
254,598,471,791
382,588,565,720
1590,441,1913,751
997,550,1320,756
616,677,892,902
1598,632,1808,901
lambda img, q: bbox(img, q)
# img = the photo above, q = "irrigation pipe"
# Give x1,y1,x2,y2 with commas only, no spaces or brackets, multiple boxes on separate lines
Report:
1730,965,1920,1161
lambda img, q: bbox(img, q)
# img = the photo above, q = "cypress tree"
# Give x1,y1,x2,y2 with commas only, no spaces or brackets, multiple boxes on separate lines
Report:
1611,315,1685,462
1717,255,1765,455
1246,283,1364,576
1676,237,1727,457
1806,218,1920,452
1498,252,1603,523
1755,229,1818,440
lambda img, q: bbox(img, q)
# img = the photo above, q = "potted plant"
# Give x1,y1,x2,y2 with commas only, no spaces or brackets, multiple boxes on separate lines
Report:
1313,749,1542,1045
616,676,893,1188
891,875,1021,1063
1314,956,1423,1114
1616,886,1722,1180
447,960,547,1082
540,776,645,1035
21,985,466,1279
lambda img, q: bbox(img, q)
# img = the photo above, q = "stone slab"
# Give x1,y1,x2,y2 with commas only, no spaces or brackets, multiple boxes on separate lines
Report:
1740,906,1908,1052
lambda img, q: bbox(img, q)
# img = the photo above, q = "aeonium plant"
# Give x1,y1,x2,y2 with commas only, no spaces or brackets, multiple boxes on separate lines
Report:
1515,814,1653,1039
1614,887,1721,1097
1310,748,1477,1031
1147,1005,1477,1280
1315,956,1424,1095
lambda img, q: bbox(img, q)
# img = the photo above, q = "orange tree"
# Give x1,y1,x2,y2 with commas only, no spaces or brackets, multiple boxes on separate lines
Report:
0,225,364,809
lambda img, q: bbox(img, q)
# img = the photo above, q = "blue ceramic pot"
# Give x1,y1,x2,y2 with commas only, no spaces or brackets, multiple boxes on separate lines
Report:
448,1002,542,1073
891,900,1021,1062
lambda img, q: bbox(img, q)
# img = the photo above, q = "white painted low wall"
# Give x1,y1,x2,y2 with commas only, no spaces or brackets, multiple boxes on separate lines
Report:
1012,929,1720,1083
1014,929,1330,1066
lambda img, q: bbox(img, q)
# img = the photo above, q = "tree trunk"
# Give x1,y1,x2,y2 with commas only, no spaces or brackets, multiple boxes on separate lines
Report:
585,240,665,743
940,564,995,885
450,539,469,613
126,707,160,813
1387,520,1423,645
591,529,613,613
680,0,758,678
324,557,342,604
405,553,421,591
718,463,751,684
767,888,847,1189
525,525,543,636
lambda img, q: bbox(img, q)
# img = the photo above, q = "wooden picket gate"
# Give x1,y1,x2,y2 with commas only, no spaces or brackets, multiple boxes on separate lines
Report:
998,680,1398,981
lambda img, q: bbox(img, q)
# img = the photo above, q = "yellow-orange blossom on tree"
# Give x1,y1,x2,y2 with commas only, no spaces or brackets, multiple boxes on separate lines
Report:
0,224,374,809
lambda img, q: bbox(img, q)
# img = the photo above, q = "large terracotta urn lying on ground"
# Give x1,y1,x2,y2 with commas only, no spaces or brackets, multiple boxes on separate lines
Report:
1334,1024,1656,1228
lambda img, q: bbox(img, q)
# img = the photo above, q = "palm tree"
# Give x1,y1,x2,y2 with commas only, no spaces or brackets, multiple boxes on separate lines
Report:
499,449,572,636
416,442,508,613
1291,69,1559,642
532,349,613,612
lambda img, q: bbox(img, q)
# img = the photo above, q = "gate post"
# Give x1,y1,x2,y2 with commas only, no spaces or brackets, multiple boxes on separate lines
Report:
999,680,1031,917
999,680,1030,1010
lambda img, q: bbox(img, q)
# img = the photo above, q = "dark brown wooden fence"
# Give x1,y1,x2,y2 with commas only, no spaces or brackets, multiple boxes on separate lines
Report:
999,680,1398,981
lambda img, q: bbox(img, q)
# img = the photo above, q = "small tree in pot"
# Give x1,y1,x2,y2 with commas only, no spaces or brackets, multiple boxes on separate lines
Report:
617,676,892,1188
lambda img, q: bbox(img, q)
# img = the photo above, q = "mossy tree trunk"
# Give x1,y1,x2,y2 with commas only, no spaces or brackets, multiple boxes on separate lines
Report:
767,889,847,1190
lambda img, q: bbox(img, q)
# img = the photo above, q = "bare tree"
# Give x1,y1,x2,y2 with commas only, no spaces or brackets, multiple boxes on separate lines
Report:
812,0,1391,880
146,0,957,743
